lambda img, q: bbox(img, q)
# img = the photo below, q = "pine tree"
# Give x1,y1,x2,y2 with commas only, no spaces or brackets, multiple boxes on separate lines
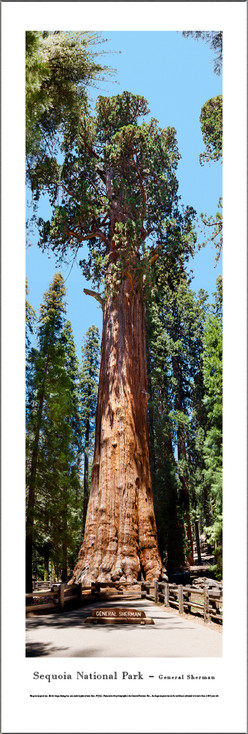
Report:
26,274,83,588
26,31,113,161
146,300,185,572
182,32,222,76
146,214,211,570
79,326,100,533
25,279,36,422
202,276,222,576
25,278,36,351
199,95,222,166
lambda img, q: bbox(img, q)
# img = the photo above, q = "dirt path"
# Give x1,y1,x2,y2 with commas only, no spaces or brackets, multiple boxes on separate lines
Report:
26,597,222,658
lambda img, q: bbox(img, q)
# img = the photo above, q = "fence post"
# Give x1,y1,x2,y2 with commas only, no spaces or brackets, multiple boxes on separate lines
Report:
204,586,209,623
184,589,191,614
59,583,65,610
178,584,184,614
164,582,169,607
154,581,158,603
141,582,146,599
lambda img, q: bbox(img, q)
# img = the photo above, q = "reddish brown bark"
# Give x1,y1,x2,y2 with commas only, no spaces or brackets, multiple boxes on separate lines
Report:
71,281,162,585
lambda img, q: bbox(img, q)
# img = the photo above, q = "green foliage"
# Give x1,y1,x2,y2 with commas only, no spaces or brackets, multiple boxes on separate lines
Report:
202,319,222,428
182,37,223,271
198,197,222,265
34,89,181,294
147,224,223,575
26,30,114,180
205,514,223,579
182,32,222,76
26,279,37,425
25,278,36,352
197,97,223,267
26,273,84,580
26,32,51,157
26,41,223,579
79,326,100,533
199,95,222,165
80,325,100,448
202,307,222,497
201,280,223,576
146,210,211,569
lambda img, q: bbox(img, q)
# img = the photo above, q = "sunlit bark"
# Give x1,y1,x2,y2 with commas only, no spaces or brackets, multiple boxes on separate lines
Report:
71,281,162,584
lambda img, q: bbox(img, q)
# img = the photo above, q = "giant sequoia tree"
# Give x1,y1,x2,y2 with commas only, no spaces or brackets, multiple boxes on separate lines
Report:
36,91,182,584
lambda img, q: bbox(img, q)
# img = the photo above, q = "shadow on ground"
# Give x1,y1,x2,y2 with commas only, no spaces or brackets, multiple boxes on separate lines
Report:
26,597,197,644
26,641,69,657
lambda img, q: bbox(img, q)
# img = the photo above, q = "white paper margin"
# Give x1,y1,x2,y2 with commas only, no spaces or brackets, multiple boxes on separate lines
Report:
1,3,247,733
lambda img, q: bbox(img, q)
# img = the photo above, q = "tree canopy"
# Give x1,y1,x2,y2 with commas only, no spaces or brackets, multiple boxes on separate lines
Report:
26,30,114,185
79,325,100,533
26,274,83,586
199,95,222,166
26,32,223,583
36,90,184,294
182,31,222,76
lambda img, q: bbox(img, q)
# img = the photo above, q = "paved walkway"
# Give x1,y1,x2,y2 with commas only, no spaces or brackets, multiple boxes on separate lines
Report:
26,598,222,657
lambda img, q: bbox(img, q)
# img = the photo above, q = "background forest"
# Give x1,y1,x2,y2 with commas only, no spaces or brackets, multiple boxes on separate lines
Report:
25,29,222,587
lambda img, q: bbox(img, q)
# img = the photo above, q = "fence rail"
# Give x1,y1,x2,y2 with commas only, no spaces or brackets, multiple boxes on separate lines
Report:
143,580,222,624
26,579,222,623
32,580,53,591
26,583,81,612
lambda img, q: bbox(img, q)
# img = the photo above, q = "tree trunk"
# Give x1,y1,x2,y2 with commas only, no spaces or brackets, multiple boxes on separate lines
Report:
147,349,156,480
172,354,194,565
164,433,185,572
83,416,90,530
71,282,162,584
62,519,68,582
195,519,202,565
26,351,51,592
26,389,45,592
44,545,49,581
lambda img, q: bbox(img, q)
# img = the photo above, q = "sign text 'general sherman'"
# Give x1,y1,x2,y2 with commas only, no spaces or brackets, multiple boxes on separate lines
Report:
85,607,154,624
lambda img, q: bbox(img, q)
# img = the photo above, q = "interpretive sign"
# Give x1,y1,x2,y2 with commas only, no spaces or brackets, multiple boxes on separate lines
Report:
85,608,154,625
93,608,146,618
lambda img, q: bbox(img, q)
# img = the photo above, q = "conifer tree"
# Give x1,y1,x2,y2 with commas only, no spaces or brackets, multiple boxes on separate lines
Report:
25,278,36,351
199,95,222,166
34,91,185,585
79,326,100,533
182,32,222,76
26,31,113,163
146,215,211,569
25,279,36,422
26,274,82,588
202,276,222,575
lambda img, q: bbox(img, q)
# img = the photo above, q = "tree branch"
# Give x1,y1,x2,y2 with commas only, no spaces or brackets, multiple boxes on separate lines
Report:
149,244,163,266
80,122,106,184
65,227,109,248
131,152,147,218
83,288,104,309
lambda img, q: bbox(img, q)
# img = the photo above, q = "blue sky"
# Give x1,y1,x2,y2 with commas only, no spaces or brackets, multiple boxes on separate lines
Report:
26,31,222,359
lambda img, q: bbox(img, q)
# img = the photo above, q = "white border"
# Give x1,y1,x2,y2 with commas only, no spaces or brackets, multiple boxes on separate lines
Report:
2,3,247,733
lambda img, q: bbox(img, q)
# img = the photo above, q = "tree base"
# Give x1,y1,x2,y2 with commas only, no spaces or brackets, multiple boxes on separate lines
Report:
70,286,162,588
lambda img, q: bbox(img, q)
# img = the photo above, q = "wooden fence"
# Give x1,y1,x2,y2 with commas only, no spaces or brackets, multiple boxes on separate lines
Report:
26,583,81,613
26,579,222,624
142,580,222,624
32,580,53,591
